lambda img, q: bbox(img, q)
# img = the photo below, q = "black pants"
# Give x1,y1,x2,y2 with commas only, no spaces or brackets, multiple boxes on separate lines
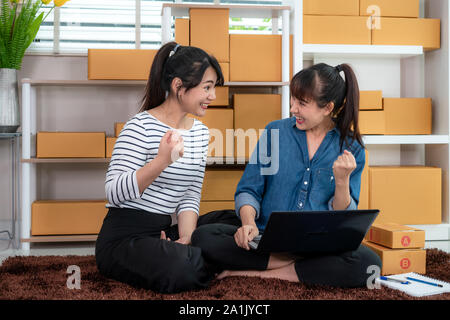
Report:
191,223,382,288
95,208,240,293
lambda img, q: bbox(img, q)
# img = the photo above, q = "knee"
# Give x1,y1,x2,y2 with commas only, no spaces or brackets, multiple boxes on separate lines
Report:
159,246,210,293
191,224,222,251
348,244,382,287
359,244,382,270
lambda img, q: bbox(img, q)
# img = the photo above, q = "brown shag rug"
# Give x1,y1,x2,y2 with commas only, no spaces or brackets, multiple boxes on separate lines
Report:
0,249,449,300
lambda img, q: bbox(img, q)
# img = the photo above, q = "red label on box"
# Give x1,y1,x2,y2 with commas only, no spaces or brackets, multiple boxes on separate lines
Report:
401,236,411,247
400,258,411,269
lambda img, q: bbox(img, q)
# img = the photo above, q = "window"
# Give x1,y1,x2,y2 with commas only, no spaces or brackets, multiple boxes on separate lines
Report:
29,0,282,54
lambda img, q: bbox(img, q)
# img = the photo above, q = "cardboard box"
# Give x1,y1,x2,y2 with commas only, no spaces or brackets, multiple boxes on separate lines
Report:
201,169,244,201
175,18,189,46
106,137,117,158
359,110,385,134
230,35,281,82
304,0,359,16
360,91,383,110
372,18,440,50
88,49,157,80
369,166,442,225
303,15,371,45
359,149,369,210
360,0,419,18
365,223,425,249
209,86,229,106
234,94,281,159
199,201,235,216
190,8,229,62
37,132,106,158
363,240,426,275
383,98,432,135
115,122,125,137
219,62,229,83
31,200,108,235
191,108,234,157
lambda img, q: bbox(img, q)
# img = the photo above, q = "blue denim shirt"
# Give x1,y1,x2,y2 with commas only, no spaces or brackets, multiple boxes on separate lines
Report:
235,116,365,232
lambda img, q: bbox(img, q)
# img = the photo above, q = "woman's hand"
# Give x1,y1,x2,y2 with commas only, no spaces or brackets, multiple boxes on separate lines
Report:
160,230,171,241
234,224,259,250
156,130,184,166
332,150,356,184
160,231,191,245
175,236,191,245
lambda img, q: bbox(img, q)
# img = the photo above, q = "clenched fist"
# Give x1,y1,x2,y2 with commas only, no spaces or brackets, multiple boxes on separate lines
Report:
332,150,356,184
157,130,184,166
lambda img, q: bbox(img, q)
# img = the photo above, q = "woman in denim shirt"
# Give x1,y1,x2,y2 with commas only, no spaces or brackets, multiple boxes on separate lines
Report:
192,63,381,287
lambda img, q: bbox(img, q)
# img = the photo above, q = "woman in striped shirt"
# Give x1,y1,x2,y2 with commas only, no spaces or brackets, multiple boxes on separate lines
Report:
95,42,240,294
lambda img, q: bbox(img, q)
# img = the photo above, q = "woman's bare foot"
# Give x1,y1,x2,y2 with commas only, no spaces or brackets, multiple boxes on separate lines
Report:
216,270,231,280
214,263,299,282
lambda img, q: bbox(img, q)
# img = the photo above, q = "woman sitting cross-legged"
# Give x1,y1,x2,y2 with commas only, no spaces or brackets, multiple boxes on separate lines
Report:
191,63,382,288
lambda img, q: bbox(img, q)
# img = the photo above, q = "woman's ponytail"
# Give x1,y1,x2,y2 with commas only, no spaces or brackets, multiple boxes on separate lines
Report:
336,64,363,151
140,42,177,111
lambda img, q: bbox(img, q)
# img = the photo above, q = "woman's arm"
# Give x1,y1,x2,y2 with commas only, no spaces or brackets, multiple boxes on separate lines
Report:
173,127,209,244
234,205,259,250
176,211,198,244
234,125,273,220
136,130,183,194
332,150,357,210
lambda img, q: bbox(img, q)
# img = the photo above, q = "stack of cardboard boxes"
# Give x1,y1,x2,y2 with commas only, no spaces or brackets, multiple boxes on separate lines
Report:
359,95,432,135
303,0,440,50
33,132,110,235
363,223,426,275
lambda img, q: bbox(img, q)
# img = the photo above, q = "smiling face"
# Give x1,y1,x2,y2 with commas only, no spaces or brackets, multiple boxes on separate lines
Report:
178,66,218,117
290,96,333,132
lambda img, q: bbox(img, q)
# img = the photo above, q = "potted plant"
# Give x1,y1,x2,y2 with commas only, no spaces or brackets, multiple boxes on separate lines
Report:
0,0,70,133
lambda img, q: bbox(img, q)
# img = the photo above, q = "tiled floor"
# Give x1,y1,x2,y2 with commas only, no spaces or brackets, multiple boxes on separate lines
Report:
0,239,96,265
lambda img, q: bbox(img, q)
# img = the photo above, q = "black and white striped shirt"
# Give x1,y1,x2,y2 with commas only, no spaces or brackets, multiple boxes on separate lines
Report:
105,111,209,216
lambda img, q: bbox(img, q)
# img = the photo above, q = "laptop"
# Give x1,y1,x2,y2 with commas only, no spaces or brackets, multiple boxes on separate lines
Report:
248,209,379,254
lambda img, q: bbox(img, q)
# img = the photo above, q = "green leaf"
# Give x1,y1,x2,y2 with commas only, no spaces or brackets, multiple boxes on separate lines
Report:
0,0,47,69
25,11,43,50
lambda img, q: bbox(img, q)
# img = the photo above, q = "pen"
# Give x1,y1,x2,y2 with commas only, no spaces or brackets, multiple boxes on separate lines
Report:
406,277,443,287
380,276,410,285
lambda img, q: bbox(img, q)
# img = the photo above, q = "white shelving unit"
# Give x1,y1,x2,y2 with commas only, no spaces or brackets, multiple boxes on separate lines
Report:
302,44,424,60
291,0,450,241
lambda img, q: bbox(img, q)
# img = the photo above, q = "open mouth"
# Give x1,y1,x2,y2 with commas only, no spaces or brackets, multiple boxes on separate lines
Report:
296,117,305,125
201,103,209,110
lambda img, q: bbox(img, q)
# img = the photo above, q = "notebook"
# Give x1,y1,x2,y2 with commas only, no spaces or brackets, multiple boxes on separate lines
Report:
376,272,450,297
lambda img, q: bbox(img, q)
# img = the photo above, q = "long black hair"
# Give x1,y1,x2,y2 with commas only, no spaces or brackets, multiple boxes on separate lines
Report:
290,63,363,151
140,42,224,112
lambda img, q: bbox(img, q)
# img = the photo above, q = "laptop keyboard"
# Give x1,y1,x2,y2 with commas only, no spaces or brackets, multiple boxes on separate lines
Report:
249,235,262,250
